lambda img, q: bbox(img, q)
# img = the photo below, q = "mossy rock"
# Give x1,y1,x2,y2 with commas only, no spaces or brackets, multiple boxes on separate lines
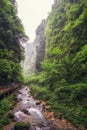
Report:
0,117,10,126
7,113,14,119
0,123,3,130
22,109,30,115
15,122,30,130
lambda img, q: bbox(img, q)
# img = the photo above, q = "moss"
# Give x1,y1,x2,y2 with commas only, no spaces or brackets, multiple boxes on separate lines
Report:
0,117,10,126
0,95,16,129
7,113,15,119
0,123,3,130
15,122,30,130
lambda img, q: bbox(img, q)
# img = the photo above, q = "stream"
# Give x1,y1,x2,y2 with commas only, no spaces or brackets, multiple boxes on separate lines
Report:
4,86,78,130
13,86,59,130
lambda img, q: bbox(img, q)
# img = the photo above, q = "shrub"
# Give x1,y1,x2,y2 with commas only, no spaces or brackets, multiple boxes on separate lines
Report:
15,122,30,130
0,59,23,85
30,85,51,100
7,113,14,119
0,117,10,125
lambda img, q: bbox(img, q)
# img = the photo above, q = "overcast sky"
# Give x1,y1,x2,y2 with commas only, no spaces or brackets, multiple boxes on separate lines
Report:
16,0,54,42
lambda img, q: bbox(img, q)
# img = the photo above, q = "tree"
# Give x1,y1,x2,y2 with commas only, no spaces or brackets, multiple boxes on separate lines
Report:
0,0,28,85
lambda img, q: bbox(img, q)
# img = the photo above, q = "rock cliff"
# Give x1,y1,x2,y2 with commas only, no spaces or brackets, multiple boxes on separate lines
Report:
22,19,46,76
34,19,46,72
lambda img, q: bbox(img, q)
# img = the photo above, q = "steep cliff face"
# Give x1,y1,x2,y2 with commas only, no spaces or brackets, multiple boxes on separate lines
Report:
45,0,87,84
27,0,87,128
52,0,59,9
0,0,27,85
22,20,46,77
34,20,46,71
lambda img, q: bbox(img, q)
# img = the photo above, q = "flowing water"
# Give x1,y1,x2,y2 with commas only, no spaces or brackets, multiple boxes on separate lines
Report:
4,86,78,130
13,87,58,130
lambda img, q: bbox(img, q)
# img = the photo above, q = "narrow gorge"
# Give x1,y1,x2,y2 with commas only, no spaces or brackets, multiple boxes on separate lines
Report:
0,0,87,130
23,19,46,76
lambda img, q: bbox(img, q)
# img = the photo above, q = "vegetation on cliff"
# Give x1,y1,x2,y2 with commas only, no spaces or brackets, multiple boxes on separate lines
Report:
34,20,46,72
27,0,87,129
0,95,16,129
0,0,28,85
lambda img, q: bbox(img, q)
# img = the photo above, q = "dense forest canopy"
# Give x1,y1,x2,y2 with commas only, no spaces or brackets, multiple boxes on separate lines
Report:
27,0,87,129
0,0,28,85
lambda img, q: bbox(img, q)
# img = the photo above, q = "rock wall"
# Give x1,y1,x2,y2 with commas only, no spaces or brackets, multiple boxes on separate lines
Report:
34,19,46,71
22,19,46,76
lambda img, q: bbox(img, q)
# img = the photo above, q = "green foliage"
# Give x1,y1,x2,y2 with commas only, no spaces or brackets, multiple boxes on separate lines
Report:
0,117,10,126
0,0,27,61
26,0,87,128
0,96,15,115
30,85,51,100
0,0,28,85
25,74,42,85
0,99,11,112
0,95,16,129
0,49,14,59
7,113,15,119
44,0,87,84
15,122,30,130
0,59,13,84
52,83,87,128
0,59,23,84
25,72,48,87
29,83,87,128
70,4,80,13
13,62,24,83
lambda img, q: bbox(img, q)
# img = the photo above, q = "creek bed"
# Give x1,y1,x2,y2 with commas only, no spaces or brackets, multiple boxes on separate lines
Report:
3,86,78,130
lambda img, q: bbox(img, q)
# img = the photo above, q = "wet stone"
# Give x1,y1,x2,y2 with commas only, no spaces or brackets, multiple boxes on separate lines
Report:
10,127,15,130
14,87,60,130
36,101,41,105
35,126,42,130
22,109,30,115
30,126,36,130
